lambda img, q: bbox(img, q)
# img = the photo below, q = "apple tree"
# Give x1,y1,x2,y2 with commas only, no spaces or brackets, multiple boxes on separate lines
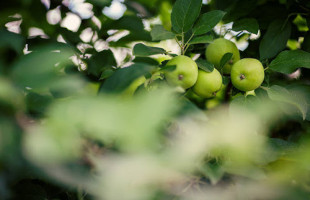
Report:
1,0,310,199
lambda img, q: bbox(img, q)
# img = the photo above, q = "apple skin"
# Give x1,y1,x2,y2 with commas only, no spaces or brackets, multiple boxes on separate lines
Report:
122,76,146,96
164,55,198,89
205,38,240,74
192,69,223,98
231,58,265,92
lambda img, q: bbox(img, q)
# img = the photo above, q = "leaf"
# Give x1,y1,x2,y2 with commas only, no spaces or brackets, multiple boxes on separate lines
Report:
199,161,224,185
87,50,117,79
286,84,310,121
132,57,159,65
193,10,226,35
196,59,214,72
160,65,176,72
301,32,310,52
26,92,53,117
110,31,152,47
99,63,156,93
11,44,75,89
232,18,259,34
150,25,175,41
103,15,145,32
0,29,25,54
222,0,257,23
189,34,213,44
171,0,202,33
259,20,291,60
219,53,233,69
100,69,114,80
269,50,310,74
133,43,167,57
266,85,308,120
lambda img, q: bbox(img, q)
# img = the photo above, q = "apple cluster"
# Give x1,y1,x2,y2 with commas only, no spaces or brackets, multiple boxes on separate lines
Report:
164,38,265,99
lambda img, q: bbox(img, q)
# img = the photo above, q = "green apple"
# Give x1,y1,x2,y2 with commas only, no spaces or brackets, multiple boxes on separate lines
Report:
164,55,198,89
206,38,240,74
185,89,205,102
231,58,265,92
122,76,146,96
192,69,222,98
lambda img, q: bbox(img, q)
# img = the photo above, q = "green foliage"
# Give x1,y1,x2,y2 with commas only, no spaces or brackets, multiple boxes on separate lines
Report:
133,43,167,57
192,10,226,35
219,52,233,70
99,63,155,93
270,50,310,74
150,25,175,41
232,18,259,34
259,20,291,60
188,34,213,44
1,0,310,199
171,0,202,33
195,58,214,72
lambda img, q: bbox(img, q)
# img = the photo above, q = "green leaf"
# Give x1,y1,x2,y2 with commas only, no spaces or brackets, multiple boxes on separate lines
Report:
171,0,202,33
196,58,214,72
99,63,156,93
11,44,75,89
286,84,310,121
103,15,145,32
160,65,176,72
269,50,310,74
189,34,213,44
26,92,53,117
232,18,259,34
301,32,310,52
219,53,233,69
150,25,175,41
0,29,25,54
193,10,226,35
266,85,307,120
100,69,114,80
133,43,167,57
132,57,159,65
87,50,117,79
259,20,291,60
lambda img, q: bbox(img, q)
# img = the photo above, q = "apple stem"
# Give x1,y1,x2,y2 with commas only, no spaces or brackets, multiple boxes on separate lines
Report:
178,74,184,80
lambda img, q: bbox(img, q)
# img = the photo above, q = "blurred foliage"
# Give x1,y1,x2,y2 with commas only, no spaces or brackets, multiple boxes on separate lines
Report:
0,0,310,200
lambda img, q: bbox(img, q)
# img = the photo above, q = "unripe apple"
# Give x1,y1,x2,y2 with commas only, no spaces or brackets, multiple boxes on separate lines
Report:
164,55,198,89
205,38,240,74
231,58,265,92
122,76,146,96
192,69,222,98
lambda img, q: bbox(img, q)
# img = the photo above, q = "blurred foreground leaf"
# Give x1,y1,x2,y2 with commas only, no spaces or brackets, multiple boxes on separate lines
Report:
24,88,181,164
11,44,75,89
265,85,307,120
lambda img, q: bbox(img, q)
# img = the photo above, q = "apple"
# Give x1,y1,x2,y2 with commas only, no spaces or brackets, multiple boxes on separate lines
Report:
192,69,222,98
205,38,240,74
122,76,146,96
164,55,198,89
231,58,265,92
